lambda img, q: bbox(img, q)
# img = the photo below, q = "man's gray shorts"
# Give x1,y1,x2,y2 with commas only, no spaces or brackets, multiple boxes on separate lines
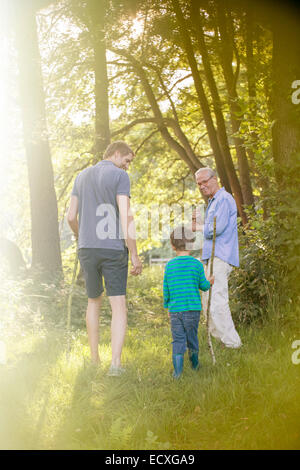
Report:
78,247,128,298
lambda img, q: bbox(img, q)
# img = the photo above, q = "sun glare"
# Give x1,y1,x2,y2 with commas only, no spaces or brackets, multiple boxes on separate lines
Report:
0,0,20,235
131,15,145,39
0,33,10,191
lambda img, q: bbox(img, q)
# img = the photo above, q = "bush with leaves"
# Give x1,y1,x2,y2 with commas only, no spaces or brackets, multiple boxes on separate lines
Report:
230,159,300,324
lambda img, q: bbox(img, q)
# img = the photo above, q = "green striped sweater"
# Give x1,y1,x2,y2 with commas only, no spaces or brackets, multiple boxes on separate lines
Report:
163,256,211,312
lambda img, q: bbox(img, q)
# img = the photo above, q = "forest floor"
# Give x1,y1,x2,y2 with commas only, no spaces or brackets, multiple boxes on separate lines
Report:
0,267,299,450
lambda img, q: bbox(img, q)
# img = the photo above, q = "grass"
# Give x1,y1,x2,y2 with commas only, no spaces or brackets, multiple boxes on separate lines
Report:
0,267,299,450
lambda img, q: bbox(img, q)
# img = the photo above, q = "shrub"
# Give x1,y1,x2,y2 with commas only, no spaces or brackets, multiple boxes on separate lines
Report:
230,163,300,324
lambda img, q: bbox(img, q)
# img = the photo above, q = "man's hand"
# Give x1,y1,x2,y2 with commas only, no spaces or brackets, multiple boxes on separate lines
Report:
130,254,143,276
192,208,204,232
207,275,215,286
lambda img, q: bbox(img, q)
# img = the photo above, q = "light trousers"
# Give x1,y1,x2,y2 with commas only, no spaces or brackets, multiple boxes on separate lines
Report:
203,257,242,348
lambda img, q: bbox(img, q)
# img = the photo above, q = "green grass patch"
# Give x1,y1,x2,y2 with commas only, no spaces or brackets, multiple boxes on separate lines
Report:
0,267,299,450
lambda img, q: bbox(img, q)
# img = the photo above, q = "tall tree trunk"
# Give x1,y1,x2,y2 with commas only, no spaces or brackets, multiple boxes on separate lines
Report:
190,1,233,194
271,7,300,185
14,3,62,278
90,0,110,161
70,0,111,161
244,4,269,217
172,0,247,224
245,4,256,102
215,2,254,209
245,1,257,167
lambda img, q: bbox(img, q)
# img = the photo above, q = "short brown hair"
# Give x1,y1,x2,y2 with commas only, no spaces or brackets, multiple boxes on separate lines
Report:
103,141,135,159
170,226,196,251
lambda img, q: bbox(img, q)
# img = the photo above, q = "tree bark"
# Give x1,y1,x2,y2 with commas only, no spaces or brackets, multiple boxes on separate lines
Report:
190,0,233,194
89,0,110,161
245,4,256,102
271,7,300,185
70,0,111,161
172,0,247,224
215,2,254,209
14,3,62,278
244,4,270,217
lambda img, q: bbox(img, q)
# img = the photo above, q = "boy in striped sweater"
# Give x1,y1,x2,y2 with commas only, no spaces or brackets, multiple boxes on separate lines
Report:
163,226,214,378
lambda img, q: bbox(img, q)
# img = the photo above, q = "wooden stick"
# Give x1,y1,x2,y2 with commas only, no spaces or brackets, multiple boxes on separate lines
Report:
206,216,217,365
66,247,79,358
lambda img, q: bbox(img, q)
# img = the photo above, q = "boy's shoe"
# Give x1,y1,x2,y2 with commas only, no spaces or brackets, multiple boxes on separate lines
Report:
189,351,200,370
107,365,126,377
172,354,184,379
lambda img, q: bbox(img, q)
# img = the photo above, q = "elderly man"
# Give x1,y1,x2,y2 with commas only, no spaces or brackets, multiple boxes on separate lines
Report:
193,168,242,349
67,141,142,375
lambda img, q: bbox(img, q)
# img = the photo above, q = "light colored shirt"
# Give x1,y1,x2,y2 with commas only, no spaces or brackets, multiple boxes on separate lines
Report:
71,160,130,250
202,187,239,267
163,256,211,312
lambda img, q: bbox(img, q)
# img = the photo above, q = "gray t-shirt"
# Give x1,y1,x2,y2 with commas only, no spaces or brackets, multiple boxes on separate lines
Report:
71,160,130,250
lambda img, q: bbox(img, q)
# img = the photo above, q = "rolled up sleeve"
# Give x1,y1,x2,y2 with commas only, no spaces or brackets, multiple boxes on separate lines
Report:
117,172,131,197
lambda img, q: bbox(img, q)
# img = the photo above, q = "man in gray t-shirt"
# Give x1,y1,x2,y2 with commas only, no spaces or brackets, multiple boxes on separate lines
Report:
71,159,131,250
67,141,142,376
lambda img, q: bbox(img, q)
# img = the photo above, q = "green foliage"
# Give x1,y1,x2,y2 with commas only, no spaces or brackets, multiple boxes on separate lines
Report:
230,213,286,324
0,266,299,450
230,161,300,324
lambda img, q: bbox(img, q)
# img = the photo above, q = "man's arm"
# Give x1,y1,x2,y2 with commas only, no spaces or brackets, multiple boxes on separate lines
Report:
117,194,142,275
67,195,79,240
204,199,230,239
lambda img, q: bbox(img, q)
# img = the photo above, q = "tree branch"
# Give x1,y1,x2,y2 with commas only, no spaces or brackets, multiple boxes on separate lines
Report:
134,129,160,155
111,118,158,137
108,46,202,172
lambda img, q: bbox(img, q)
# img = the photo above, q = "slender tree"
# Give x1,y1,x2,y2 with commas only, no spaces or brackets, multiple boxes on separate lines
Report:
190,1,234,192
13,0,62,277
69,0,111,161
271,3,300,184
215,1,254,208
171,0,247,224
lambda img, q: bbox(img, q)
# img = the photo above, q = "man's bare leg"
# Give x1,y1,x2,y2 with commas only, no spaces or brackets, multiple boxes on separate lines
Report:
108,295,127,368
86,295,102,364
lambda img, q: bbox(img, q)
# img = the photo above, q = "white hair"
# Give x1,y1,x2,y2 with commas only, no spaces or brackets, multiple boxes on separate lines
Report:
194,167,217,179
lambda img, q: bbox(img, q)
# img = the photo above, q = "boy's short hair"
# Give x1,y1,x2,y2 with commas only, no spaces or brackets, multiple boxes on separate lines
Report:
103,141,135,159
170,226,196,251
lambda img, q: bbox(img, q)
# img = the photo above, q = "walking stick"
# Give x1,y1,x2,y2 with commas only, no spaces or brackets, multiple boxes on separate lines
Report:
206,216,217,365
66,247,79,358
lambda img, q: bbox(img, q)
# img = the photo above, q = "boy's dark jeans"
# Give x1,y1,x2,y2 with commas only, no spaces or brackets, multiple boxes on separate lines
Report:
170,310,201,356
